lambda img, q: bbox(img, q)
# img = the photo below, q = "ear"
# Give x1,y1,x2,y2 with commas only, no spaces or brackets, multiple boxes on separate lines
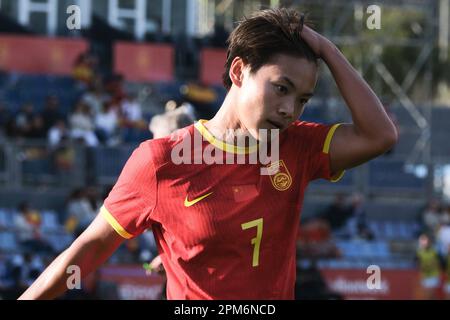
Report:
229,57,246,88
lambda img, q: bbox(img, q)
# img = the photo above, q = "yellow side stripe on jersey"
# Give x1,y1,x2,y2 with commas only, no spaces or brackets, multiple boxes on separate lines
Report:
194,120,258,155
100,206,133,239
323,123,345,183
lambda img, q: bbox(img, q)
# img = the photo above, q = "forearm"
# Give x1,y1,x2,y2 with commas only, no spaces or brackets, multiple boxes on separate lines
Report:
18,238,115,300
321,42,397,141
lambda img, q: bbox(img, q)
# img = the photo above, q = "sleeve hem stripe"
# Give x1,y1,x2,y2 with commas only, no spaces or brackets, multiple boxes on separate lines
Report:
330,170,345,183
323,123,345,183
100,206,133,239
322,123,341,154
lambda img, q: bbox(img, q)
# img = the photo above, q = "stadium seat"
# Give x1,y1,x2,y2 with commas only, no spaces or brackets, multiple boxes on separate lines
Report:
93,146,136,182
46,233,74,252
40,210,61,232
0,232,17,252
0,209,14,229
369,160,426,190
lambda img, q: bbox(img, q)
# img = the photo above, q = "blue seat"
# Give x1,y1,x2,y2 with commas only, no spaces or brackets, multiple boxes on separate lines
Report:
94,146,135,178
372,241,390,258
22,158,53,177
0,209,14,229
47,233,74,252
369,160,426,189
0,232,17,252
41,210,60,231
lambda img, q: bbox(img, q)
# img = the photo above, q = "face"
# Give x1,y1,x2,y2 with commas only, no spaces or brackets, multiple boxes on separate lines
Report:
419,235,430,248
236,54,318,140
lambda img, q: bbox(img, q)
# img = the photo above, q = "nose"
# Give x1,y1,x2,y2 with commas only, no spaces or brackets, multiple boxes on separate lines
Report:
277,103,295,120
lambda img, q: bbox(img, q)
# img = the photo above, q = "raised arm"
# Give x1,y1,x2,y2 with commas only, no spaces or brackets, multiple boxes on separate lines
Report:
301,26,398,175
18,213,124,300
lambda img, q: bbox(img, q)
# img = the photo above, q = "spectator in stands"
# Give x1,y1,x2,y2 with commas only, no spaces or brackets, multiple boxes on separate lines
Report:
48,120,69,149
47,120,75,173
296,220,338,258
65,188,97,237
69,101,99,147
13,103,35,138
5,253,44,299
95,101,119,145
318,193,352,232
348,193,374,240
436,221,450,262
81,76,107,117
14,202,53,255
104,74,126,105
84,186,102,217
72,52,97,88
120,94,149,143
26,115,46,140
415,234,442,300
118,238,142,264
149,103,196,139
422,199,443,235
445,247,450,300
121,94,144,127
41,95,65,134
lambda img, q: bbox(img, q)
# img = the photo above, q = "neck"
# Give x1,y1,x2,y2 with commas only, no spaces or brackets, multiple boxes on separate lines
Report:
204,90,249,145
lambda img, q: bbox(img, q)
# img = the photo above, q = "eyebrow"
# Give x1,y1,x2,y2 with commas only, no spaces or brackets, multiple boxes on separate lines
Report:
280,76,314,97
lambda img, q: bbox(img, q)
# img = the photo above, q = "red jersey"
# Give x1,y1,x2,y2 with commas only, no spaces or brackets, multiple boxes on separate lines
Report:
102,119,343,299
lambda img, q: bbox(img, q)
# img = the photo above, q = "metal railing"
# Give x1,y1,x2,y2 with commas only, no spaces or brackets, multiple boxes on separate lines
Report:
0,139,435,199
0,139,135,189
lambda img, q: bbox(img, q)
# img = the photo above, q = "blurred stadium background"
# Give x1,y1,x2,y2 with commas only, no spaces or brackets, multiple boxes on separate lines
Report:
0,0,449,300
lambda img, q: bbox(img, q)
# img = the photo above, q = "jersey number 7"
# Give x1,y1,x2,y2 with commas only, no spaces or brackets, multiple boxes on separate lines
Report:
241,218,263,267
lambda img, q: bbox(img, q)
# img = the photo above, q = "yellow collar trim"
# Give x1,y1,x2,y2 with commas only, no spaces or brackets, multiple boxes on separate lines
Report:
194,119,258,155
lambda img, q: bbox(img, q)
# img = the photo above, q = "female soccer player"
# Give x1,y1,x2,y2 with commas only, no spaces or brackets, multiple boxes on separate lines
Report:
20,8,397,300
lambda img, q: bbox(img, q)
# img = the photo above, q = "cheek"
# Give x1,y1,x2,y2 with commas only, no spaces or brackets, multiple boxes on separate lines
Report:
239,85,266,118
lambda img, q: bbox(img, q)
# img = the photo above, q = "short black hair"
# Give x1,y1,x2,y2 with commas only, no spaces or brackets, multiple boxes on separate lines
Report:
223,8,318,91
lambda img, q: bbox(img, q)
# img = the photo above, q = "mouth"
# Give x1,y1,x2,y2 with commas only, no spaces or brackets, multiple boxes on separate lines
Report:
266,119,284,130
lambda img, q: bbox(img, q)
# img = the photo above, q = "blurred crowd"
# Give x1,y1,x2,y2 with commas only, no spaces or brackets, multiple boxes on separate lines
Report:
0,88,197,299
0,187,161,299
0,52,150,148
298,192,375,259
416,199,450,299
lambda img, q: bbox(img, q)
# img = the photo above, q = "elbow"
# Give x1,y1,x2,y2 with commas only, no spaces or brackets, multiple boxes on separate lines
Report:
376,127,398,153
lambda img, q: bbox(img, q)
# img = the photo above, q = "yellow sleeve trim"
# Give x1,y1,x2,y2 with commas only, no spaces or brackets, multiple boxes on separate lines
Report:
322,123,341,154
330,170,345,183
323,123,345,183
100,205,133,239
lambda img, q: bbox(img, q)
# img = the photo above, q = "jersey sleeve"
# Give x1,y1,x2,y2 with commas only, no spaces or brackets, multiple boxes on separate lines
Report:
101,141,157,239
292,121,345,183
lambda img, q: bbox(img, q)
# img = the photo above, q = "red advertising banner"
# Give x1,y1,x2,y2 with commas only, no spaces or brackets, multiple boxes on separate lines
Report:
200,48,227,86
320,268,422,300
99,265,166,300
114,42,174,82
0,35,88,75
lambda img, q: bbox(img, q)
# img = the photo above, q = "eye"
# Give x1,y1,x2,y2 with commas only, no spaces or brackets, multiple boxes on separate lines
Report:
300,98,309,105
274,84,288,95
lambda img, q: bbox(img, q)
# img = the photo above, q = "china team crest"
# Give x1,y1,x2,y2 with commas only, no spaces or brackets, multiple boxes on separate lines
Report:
267,160,292,191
